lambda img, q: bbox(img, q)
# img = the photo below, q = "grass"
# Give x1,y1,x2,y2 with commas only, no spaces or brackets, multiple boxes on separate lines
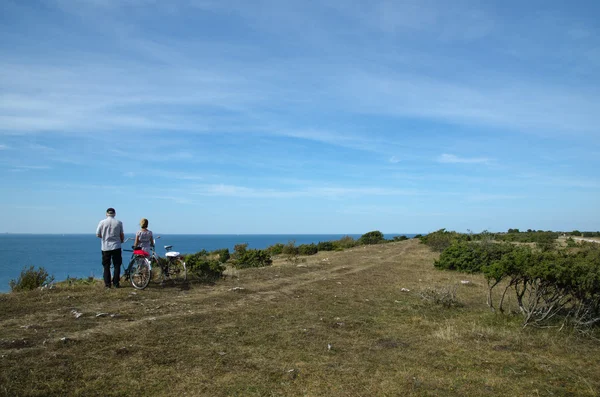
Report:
1,239,599,396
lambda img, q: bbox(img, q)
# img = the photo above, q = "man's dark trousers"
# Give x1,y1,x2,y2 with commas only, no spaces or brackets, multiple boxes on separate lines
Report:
102,249,122,287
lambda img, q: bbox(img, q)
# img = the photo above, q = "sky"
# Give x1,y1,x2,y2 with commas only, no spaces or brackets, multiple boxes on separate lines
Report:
0,0,599,235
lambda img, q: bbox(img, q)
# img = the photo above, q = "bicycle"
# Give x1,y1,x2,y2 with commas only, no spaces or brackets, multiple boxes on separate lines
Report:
151,239,187,285
122,236,187,288
122,238,153,290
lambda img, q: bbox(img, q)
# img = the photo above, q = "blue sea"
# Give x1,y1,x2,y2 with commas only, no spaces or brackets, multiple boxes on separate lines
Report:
0,233,414,292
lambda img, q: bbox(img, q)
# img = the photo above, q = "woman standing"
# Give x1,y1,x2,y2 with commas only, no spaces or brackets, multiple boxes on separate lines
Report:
134,218,154,255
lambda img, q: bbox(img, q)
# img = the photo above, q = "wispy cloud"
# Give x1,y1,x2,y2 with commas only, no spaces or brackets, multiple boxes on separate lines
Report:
14,205,56,211
1,0,599,233
151,195,193,204
9,165,51,172
466,194,525,202
191,184,419,199
437,154,490,164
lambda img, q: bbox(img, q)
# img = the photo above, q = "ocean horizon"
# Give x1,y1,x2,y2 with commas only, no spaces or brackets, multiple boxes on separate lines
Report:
0,233,416,293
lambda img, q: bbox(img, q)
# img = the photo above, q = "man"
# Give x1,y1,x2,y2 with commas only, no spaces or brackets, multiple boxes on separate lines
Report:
96,208,125,289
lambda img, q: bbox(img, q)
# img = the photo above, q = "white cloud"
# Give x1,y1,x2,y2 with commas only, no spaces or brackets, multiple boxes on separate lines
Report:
11,165,51,170
466,194,525,202
389,156,400,163
437,154,490,164
191,184,419,199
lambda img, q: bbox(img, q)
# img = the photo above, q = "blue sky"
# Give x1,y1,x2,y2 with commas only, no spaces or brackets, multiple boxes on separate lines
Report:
1,0,599,234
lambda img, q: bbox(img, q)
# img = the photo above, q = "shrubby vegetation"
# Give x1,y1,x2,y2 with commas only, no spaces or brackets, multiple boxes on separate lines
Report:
316,241,335,251
10,266,55,292
231,243,273,269
335,235,358,249
263,231,400,258
484,245,600,329
418,285,461,308
423,229,600,329
266,243,285,255
298,243,318,256
212,248,230,263
419,229,468,252
358,230,386,245
185,252,226,282
582,231,600,237
434,240,514,273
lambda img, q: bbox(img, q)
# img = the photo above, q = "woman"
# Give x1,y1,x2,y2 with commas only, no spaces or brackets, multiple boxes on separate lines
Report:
134,218,154,255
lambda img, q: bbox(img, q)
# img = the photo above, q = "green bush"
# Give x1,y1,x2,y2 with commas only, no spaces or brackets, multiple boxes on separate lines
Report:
358,230,385,245
421,229,466,252
479,244,600,328
317,241,335,251
435,241,515,273
393,235,408,242
282,240,299,256
582,231,600,237
10,266,54,292
495,230,558,244
233,243,248,257
211,248,230,263
185,252,225,282
333,235,357,250
267,243,285,255
298,243,318,256
234,249,273,269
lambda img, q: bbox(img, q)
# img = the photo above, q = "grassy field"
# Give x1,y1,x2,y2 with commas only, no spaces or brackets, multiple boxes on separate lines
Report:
1,239,599,396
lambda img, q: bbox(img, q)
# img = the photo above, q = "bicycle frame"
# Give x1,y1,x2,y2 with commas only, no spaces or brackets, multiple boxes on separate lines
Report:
122,237,153,289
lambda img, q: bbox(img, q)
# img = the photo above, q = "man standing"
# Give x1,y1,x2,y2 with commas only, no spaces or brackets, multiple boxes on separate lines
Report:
96,208,125,289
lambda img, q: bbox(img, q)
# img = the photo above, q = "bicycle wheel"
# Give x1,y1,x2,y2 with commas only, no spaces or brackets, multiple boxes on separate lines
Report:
168,257,187,282
130,256,151,290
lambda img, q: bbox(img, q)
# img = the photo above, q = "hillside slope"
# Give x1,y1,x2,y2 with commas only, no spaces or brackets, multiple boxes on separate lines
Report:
1,240,599,396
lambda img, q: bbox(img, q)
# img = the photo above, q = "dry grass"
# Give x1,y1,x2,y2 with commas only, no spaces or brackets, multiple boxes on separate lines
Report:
1,239,600,396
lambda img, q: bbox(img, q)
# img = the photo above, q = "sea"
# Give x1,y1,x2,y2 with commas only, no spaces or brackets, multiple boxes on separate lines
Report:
0,233,415,293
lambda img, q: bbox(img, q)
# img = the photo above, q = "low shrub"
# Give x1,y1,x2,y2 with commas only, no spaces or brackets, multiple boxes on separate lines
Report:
233,243,248,258
333,235,357,250
185,252,225,281
393,235,408,242
282,240,299,256
316,241,335,251
10,266,55,292
418,285,461,308
358,230,385,245
267,243,285,255
435,241,515,273
421,229,466,252
211,248,230,263
234,249,273,269
298,243,318,256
